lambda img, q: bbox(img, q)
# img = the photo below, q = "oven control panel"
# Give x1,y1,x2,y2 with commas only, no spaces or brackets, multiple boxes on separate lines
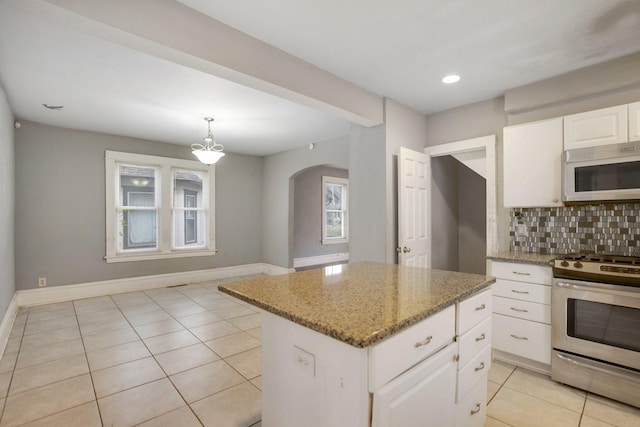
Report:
600,265,640,275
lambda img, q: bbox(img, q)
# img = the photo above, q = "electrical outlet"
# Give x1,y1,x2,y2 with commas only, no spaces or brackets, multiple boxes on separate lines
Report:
38,277,46,287
293,345,315,377
516,225,526,236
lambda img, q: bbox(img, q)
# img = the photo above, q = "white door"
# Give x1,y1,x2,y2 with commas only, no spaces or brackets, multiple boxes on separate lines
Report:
398,147,429,267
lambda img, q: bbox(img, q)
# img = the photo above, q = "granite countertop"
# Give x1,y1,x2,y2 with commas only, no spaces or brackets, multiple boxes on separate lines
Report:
487,251,557,266
219,262,495,348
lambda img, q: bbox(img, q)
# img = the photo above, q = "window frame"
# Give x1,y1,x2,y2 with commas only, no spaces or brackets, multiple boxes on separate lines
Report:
322,175,349,245
105,150,217,263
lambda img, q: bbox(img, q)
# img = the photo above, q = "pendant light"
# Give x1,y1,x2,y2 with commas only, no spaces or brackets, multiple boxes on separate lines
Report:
192,117,225,164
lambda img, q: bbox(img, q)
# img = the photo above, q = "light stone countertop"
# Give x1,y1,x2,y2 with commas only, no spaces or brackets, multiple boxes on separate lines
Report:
219,262,495,348
487,251,557,266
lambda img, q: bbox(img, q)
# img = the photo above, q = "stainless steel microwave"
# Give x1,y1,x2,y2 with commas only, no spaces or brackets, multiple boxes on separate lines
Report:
563,141,640,202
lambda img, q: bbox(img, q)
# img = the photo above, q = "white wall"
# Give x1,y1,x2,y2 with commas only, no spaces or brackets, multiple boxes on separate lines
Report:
0,85,15,318
262,136,349,268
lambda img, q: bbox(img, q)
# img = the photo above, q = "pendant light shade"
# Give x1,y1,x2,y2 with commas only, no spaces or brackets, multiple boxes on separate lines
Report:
192,117,225,165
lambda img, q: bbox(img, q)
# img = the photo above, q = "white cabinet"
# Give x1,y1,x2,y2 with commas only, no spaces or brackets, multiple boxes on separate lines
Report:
630,102,640,142
372,343,457,427
455,288,492,427
503,117,563,207
369,305,455,391
490,261,552,369
564,104,628,150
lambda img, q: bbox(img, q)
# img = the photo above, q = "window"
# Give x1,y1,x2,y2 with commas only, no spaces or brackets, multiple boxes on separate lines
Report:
322,176,348,244
105,151,216,262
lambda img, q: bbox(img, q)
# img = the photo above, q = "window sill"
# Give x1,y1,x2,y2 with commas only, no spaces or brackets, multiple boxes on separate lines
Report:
322,239,349,245
105,248,218,263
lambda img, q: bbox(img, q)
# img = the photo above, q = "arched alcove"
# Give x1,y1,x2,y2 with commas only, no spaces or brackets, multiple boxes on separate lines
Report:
289,165,349,269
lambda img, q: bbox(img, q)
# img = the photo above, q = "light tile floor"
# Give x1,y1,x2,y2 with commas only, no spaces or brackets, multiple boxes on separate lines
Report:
1,275,640,426
486,360,640,427
0,276,264,427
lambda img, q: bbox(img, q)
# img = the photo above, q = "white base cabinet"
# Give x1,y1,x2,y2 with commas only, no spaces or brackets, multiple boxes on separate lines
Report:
261,288,492,427
489,261,552,368
372,343,457,427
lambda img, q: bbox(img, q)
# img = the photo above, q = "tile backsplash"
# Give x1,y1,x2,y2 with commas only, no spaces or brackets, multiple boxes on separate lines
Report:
510,203,640,256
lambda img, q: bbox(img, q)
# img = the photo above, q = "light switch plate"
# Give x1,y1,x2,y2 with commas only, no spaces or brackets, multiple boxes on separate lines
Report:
293,345,315,377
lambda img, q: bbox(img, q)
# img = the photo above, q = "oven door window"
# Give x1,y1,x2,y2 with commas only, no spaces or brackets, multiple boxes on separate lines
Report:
567,299,640,352
574,160,640,192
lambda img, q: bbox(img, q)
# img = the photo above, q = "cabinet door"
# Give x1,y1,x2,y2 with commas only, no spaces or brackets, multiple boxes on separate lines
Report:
372,343,457,427
630,102,640,142
564,104,628,150
503,117,563,207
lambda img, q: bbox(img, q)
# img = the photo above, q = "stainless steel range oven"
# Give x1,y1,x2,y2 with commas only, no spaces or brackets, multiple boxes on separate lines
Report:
551,254,640,408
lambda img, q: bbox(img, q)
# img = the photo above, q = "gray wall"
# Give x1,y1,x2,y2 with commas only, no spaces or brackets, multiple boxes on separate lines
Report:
458,164,486,275
0,85,15,319
293,166,348,260
430,157,486,274
348,124,387,263
14,121,263,290
430,156,459,271
262,136,349,268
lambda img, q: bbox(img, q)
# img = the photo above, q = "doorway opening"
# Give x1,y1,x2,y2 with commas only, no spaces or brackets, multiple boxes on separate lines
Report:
426,135,497,274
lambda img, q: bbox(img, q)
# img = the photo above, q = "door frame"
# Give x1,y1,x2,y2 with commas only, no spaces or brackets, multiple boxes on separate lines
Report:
423,135,498,268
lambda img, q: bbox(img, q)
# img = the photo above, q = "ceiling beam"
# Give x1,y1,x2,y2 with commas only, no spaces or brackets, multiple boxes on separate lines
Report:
7,0,384,127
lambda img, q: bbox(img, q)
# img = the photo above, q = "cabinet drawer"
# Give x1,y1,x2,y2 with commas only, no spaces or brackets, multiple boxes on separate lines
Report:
490,261,552,285
455,373,488,427
493,279,551,304
457,345,491,401
457,288,492,335
493,296,551,323
492,314,551,364
458,317,491,368
369,305,455,392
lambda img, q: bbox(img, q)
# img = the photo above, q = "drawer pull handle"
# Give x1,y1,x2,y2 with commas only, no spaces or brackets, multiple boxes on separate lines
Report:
414,336,433,348
475,333,486,342
510,307,528,313
470,403,481,415
474,362,485,372
511,289,530,294
475,304,486,311
512,271,530,276
510,334,528,340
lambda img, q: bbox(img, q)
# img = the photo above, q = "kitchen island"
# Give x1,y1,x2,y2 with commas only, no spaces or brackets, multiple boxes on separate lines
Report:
219,262,495,427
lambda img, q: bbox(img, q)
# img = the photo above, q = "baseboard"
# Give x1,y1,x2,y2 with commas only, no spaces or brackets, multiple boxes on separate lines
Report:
492,349,551,376
17,262,292,307
293,252,349,268
0,293,19,358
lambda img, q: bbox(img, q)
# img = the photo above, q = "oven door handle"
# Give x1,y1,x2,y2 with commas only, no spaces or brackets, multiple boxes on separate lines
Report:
555,281,640,297
555,353,640,382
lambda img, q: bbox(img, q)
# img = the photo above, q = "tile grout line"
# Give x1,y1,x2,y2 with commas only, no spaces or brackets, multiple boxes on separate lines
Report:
72,298,106,427
108,292,206,427
0,309,27,426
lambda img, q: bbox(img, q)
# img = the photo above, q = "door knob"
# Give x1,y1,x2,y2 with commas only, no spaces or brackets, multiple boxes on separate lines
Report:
403,246,411,253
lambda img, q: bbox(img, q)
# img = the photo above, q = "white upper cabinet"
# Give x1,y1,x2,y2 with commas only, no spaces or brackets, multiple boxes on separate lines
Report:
503,117,563,208
629,101,640,142
563,104,628,150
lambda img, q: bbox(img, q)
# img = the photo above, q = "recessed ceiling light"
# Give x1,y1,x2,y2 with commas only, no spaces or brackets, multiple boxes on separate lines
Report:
442,75,461,84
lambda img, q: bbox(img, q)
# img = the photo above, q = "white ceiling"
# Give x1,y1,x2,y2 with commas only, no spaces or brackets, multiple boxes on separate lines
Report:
1,0,639,156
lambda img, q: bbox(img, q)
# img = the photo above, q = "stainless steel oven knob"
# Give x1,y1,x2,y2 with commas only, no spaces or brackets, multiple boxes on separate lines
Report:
561,260,569,267
573,261,583,268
